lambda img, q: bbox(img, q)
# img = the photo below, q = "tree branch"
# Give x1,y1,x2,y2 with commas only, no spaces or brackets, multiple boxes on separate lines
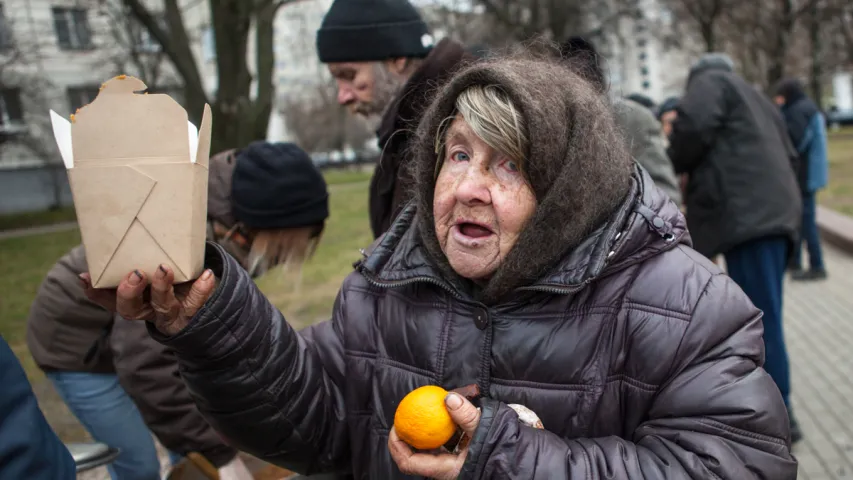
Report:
122,0,209,104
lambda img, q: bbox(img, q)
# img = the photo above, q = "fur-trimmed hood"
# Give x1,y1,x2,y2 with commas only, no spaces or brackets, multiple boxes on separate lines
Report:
384,55,637,304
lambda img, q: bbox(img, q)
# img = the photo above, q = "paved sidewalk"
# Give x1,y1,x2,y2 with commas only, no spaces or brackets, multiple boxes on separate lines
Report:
0,221,77,240
787,244,853,479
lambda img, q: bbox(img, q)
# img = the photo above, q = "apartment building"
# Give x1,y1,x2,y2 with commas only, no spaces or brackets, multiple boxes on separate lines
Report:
0,0,189,169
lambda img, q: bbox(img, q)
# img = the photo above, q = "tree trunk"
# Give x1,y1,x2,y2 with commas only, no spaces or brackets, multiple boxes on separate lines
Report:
250,1,277,144
701,22,716,52
765,0,794,89
209,0,253,153
809,0,823,108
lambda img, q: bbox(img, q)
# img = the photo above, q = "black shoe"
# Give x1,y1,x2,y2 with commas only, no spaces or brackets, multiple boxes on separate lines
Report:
792,269,828,281
788,407,803,444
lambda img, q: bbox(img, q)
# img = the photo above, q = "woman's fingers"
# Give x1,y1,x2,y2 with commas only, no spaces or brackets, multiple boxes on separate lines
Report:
116,270,152,320
149,265,216,336
180,269,216,319
151,265,181,324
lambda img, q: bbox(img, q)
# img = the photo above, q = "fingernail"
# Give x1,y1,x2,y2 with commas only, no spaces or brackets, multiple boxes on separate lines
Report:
78,274,89,287
201,269,213,281
158,264,167,276
128,270,143,286
445,393,463,410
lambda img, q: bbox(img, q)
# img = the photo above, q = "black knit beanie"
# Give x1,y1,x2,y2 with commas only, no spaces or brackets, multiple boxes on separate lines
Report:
316,0,434,63
231,142,329,230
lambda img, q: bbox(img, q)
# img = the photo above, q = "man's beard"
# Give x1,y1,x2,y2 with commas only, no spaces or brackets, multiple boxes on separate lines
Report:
352,63,407,119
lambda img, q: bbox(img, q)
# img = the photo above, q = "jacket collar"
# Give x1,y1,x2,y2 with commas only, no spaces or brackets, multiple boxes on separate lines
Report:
357,165,690,299
376,39,472,149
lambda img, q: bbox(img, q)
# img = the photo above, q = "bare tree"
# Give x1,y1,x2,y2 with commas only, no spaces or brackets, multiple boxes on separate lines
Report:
661,0,736,52
279,76,373,155
122,0,305,154
91,1,177,91
472,0,641,44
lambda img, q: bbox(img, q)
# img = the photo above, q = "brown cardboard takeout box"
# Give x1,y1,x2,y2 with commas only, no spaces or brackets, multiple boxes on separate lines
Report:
50,75,212,289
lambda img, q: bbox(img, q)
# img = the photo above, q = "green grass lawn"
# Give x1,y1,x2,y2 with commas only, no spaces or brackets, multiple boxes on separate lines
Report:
824,127,853,217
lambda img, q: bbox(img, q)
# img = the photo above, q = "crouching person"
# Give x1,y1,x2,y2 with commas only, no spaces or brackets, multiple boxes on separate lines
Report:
26,141,328,480
84,55,796,478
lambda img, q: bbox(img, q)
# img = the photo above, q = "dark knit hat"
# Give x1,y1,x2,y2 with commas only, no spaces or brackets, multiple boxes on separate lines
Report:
316,0,434,63
231,142,329,230
657,96,679,119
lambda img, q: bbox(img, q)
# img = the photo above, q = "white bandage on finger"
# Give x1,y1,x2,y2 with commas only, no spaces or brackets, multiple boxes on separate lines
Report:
507,404,544,429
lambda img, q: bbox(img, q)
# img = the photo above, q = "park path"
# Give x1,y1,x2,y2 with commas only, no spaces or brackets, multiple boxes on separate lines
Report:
0,221,78,240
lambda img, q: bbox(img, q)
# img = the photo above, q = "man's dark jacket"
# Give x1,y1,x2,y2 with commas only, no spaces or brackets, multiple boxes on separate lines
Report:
369,39,472,238
668,61,801,257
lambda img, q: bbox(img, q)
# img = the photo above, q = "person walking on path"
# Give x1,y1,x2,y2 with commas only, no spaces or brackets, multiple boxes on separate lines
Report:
668,52,803,442
775,77,830,281
316,0,473,239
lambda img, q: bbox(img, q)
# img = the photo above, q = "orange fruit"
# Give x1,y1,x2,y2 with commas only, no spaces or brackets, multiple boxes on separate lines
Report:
393,385,457,450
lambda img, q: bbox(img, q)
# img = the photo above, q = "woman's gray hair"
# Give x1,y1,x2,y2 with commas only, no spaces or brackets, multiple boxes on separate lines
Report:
434,85,529,178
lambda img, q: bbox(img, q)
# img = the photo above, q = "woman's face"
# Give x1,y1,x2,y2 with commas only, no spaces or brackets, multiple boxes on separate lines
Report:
433,116,537,281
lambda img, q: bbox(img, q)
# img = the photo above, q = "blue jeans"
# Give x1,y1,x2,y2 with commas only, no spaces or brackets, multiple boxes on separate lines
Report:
725,235,791,406
792,191,825,270
47,371,182,480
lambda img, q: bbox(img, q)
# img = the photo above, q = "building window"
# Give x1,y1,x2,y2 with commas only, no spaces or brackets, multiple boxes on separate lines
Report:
640,66,649,76
52,7,92,50
637,38,647,48
638,52,647,61
0,3,12,50
67,86,100,112
0,88,24,126
642,81,651,90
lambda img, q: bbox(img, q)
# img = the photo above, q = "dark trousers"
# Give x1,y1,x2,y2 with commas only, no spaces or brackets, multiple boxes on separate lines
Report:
792,191,825,270
725,235,791,406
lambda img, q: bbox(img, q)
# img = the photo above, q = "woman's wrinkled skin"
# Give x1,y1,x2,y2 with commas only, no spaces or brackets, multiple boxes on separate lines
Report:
433,116,537,281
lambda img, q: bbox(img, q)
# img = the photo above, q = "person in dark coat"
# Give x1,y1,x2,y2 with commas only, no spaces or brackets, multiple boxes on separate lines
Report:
559,37,682,207
774,78,830,281
0,336,75,480
84,54,796,479
316,0,474,239
25,142,327,479
657,96,679,138
668,52,803,442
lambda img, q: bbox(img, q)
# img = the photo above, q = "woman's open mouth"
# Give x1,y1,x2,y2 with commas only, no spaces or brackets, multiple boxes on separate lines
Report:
452,221,494,246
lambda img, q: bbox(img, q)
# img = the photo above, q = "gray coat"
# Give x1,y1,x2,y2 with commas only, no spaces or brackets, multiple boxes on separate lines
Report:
614,98,683,207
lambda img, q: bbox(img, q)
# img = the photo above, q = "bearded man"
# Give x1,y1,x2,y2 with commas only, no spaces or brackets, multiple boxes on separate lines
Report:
316,0,473,238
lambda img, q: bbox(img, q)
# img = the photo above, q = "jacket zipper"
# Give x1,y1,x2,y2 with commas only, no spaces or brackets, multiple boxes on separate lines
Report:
357,266,466,301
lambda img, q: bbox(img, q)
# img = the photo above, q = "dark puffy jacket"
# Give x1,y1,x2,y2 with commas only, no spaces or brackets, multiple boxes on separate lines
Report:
667,64,801,257
151,169,796,479
1,336,75,479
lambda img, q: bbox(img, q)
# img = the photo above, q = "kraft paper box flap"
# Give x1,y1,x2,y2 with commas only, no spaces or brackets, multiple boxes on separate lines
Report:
50,75,212,288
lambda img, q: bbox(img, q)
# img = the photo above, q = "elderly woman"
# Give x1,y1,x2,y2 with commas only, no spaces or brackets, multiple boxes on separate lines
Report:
27,141,326,480
83,56,796,478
